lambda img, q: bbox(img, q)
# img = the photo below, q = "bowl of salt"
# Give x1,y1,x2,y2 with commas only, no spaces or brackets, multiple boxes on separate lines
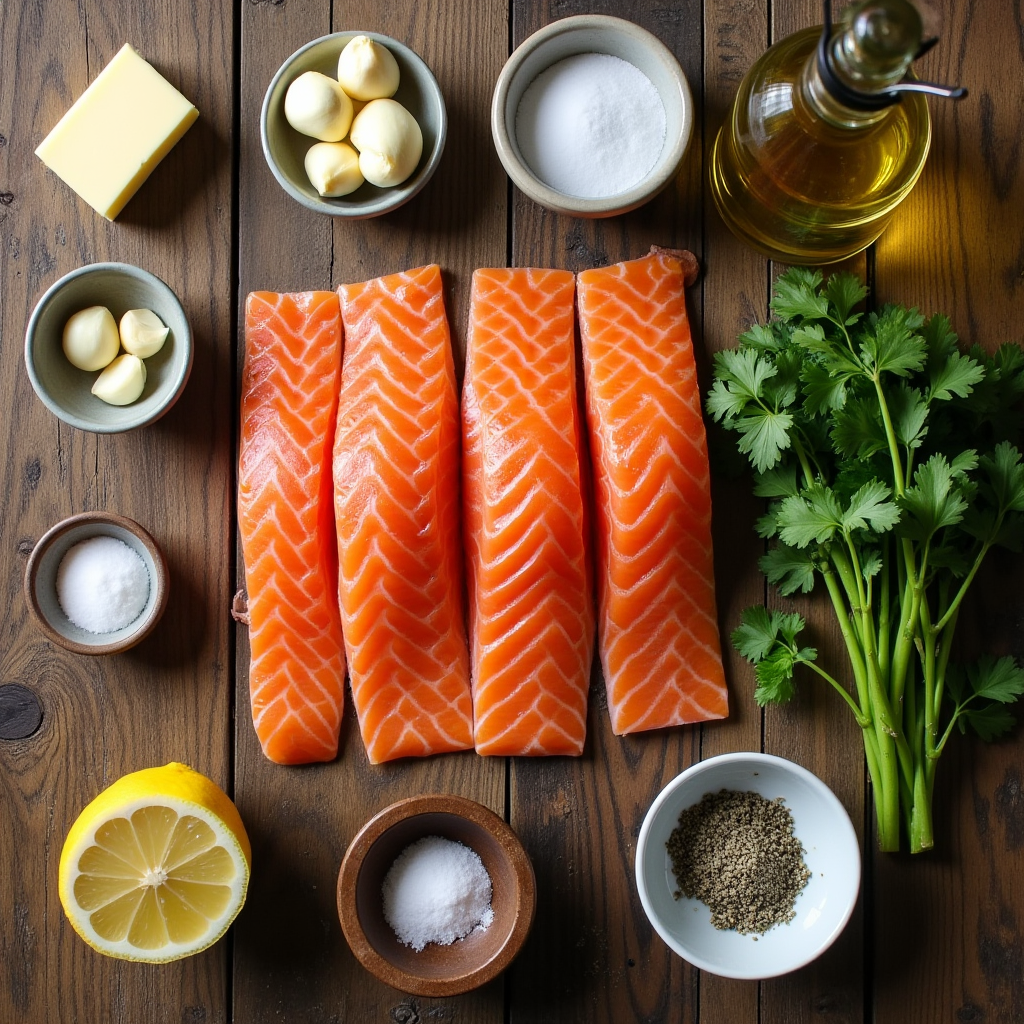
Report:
491,15,693,217
338,794,536,997
24,511,169,656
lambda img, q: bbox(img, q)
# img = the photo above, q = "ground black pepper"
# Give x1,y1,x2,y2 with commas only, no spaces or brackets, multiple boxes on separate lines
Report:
666,788,811,934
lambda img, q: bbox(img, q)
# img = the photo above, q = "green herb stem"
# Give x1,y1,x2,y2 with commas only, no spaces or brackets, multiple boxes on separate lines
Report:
874,375,907,496
931,542,991,636
803,661,871,725
822,566,871,717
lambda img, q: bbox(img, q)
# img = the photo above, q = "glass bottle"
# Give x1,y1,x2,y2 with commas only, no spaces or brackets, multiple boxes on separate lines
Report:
709,0,965,265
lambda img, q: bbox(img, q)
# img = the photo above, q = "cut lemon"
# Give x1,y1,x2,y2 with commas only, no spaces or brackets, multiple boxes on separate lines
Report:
58,762,251,963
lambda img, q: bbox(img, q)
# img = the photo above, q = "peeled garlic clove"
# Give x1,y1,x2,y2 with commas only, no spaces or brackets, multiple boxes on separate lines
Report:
63,306,120,371
119,308,169,359
91,354,147,406
349,99,423,188
337,36,400,101
304,142,365,197
284,71,353,141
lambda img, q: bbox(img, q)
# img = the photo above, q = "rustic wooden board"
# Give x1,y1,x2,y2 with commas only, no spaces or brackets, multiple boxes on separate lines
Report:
507,1,707,1020
232,1,507,1022
1,0,1022,1021
873,3,1024,1022
0,0,235,1021
698,0,771,1018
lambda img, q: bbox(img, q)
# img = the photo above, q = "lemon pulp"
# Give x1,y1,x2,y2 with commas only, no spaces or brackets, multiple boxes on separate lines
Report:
59,763,250,962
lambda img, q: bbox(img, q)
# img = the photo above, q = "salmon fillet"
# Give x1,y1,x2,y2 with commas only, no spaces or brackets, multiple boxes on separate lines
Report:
334,265,473,764
463,268,594,756
577,253,729,735
239,291,346,764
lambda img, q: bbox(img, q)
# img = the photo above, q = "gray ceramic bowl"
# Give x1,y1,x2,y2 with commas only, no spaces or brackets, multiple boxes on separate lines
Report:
24,263,193,433
635,752,861,979
338,795,536,998
492,15,693,217
261,32,447,218
24,512,169,656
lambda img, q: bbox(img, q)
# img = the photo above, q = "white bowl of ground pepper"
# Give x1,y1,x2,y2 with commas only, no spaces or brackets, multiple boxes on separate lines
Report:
635,752,860,980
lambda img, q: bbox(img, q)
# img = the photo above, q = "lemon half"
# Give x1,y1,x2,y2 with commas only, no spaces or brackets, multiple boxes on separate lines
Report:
58,762,251,963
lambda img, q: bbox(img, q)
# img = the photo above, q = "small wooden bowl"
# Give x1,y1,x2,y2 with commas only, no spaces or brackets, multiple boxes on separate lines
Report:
338,794,536,997
24,512,169,655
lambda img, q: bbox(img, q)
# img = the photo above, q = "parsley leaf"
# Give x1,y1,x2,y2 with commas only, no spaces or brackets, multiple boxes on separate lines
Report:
859,306,927,378
831,396,888,459
753,464,800,498
777,483,843,547
825,272,868,325
842,480,900,534
899,454,968,541
770,268,828,322
735,409,794,472
759,544,818,595
929,350,985,402
802,362,853,415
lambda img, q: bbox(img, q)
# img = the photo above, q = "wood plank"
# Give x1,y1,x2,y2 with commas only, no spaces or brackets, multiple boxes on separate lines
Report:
0,0,235,1021
698,0,770,1021
873,1,1024,1019
232,1,508,1021
507,2,706,1021
758,1,867,1021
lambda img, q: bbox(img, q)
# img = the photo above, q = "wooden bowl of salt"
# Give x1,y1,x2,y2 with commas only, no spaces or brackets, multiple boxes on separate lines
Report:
24,511,169,656
337,794,536,997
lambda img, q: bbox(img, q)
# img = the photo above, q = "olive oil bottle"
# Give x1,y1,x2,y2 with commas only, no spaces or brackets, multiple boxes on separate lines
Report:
710,0,965,264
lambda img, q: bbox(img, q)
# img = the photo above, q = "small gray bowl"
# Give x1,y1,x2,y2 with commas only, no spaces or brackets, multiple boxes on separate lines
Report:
24,512,169,656
24,263,193,433
261,32,447,218
492,15,693,217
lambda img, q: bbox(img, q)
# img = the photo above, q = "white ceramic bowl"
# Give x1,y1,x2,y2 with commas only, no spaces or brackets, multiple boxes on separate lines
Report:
491,15,693,217
635,752,860,979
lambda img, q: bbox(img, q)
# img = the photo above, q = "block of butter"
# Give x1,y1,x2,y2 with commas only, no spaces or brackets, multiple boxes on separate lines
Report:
36,44,198,221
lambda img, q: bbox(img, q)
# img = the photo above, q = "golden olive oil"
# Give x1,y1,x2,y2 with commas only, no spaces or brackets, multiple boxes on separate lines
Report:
710,17,932,265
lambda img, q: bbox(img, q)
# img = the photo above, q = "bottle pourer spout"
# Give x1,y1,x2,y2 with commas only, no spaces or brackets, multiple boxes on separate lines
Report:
818,0,966,110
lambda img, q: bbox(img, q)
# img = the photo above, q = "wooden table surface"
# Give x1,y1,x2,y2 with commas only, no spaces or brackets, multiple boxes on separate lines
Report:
2,1,1023,1021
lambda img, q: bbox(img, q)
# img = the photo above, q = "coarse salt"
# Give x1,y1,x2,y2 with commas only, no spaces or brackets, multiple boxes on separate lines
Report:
515,52,667,199
56,535,150,634
382,835,494,951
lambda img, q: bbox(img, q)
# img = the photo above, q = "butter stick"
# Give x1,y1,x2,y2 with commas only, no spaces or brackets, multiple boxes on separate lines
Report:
36,44,198,221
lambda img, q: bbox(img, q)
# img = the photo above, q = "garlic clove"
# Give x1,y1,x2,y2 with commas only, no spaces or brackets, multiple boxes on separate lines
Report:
304,142,365,197
91,354,147,406
349,99,423,188
337,36,400,102
119,308,169,359
284,71,354,142
63,306,120,371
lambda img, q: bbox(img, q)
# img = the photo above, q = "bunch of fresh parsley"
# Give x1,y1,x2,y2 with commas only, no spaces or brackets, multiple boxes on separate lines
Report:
708,268,1024,853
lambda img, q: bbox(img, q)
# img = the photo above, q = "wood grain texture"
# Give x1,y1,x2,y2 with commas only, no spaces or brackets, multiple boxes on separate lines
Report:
1,0,1021,1020
873,2,1024,1022
233,1,507,1021
698,4,769,1023
0,0,235,1021
757,3,868,1023
507,3,705,1022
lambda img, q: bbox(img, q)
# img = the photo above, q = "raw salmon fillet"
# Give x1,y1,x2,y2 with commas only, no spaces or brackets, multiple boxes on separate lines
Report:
239,291,347,764
577,253,728,735
463,268,594,756
334,265,473,764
